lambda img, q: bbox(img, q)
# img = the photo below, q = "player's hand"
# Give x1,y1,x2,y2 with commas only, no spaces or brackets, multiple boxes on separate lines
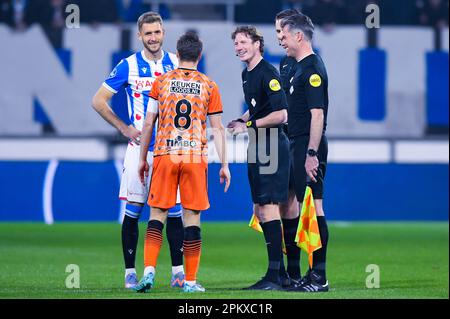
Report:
226,119,241,129
219,165,231,193
123,125,141,145
228,122,247,135
138,160,149,185
305,155,319,183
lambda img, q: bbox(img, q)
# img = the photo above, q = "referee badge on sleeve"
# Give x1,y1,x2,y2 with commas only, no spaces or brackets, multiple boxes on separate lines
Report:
269,79,281,92
309,74,322,87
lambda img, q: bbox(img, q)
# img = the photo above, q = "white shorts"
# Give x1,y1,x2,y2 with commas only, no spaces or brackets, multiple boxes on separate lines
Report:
119,143,181,205
119,143,153,204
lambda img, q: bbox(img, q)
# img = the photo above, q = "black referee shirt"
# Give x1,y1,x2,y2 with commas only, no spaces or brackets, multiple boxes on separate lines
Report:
287,54,329,138
242,59,288,124
279,56,297,93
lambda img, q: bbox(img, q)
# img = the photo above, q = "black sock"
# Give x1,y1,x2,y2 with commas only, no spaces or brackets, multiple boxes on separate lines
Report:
313,216,329,282
121,215,139,269
261,220,283,283
282,217,301,279
279,252,288,278
166,216,184,267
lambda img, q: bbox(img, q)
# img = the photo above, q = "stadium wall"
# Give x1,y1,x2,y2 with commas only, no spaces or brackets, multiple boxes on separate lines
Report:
0,139,448,222
0,23,448,137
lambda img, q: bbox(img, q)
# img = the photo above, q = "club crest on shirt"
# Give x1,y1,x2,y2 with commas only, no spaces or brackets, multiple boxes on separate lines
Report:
108,67,117,79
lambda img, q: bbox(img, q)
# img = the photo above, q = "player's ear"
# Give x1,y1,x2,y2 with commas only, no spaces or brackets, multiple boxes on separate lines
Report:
176,51,180,60
197,53,203,63
255,40,260,52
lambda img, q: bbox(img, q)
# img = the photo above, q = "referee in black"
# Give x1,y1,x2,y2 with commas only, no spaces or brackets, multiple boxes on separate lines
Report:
275,8,303,288
228,26,290,291
279,13,330,292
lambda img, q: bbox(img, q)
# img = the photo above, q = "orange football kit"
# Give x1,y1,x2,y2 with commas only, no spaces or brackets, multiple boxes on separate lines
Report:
148,68,223,211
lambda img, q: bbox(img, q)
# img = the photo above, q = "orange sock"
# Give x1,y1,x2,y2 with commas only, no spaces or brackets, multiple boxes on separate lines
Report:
144,220,164,268
183,239,202,281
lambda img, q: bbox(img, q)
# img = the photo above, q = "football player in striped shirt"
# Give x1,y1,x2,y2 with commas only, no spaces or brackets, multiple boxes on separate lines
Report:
92,12,185,290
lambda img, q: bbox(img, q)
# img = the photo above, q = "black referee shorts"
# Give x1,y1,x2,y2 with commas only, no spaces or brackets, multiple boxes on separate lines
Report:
290,135,328,201
247,128,290,205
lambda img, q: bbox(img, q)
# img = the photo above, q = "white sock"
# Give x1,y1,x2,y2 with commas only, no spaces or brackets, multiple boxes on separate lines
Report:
125,268,136,277
144,266,155,276
172,265,184,275
186,280,196,286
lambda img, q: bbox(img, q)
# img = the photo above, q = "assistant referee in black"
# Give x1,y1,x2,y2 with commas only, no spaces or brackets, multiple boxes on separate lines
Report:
228,26,290,291
280,13,330,293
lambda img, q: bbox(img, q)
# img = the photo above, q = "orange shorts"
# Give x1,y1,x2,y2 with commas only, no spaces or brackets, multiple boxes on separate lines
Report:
148,154,209,211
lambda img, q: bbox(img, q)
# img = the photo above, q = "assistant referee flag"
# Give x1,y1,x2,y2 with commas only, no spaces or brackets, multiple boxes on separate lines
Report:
295,186,322,268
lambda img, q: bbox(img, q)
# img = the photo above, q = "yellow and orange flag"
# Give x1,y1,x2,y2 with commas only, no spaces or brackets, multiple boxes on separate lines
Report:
248,213,263,233
295,186,322,268
249,213,287,255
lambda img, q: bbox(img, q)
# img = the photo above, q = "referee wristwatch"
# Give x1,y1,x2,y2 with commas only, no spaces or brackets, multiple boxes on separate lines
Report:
307,149,318,157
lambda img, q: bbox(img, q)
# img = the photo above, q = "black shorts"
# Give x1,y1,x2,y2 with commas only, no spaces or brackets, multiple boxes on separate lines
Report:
247,128,290,205
290,135,328,201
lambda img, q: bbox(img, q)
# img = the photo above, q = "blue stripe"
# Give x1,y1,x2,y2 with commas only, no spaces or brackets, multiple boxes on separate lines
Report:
143,91,149,115
125,210,139,218
426,51,449,127
126,86,134,123
168,211,183,218
136,52,152,125
148,126,156,152
358,48,387,121
126,204,143,213
162,51,175,72
136,51,152,77
168,204,182,213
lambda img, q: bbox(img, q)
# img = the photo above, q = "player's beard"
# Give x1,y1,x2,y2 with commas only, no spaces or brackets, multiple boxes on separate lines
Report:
143,41,163,55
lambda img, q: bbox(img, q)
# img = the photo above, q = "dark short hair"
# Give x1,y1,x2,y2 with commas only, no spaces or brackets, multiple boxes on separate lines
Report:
177,32,203,62
275,8,301,21
137,12,163,31
281,13,315,41
231,26,265,54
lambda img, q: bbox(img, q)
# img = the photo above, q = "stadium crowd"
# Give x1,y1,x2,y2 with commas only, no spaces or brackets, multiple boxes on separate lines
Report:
0,0,448,29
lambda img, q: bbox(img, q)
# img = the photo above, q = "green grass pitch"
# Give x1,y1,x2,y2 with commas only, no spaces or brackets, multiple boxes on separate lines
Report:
0,222,448,299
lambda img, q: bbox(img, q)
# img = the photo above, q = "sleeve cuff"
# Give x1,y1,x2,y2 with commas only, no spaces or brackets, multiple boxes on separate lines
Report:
207,111,223,116
102,82,118,94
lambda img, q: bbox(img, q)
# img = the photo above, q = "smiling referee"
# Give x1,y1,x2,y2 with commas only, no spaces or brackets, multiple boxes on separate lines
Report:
280,13,330,293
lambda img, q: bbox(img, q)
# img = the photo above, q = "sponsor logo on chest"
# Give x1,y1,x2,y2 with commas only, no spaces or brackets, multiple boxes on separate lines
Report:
134,77,155,91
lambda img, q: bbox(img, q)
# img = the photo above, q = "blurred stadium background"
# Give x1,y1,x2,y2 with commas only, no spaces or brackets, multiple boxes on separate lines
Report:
0,0,448,222
0,0,448,299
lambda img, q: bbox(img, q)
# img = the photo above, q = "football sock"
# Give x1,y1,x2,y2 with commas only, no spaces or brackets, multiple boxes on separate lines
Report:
144,220,164,269
313,216,329,283
261,220,283,283
172,265,184,276
279,252,288,278
166,205,184,269
122,205,142,269
282,217,301,279
183,226,202,282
